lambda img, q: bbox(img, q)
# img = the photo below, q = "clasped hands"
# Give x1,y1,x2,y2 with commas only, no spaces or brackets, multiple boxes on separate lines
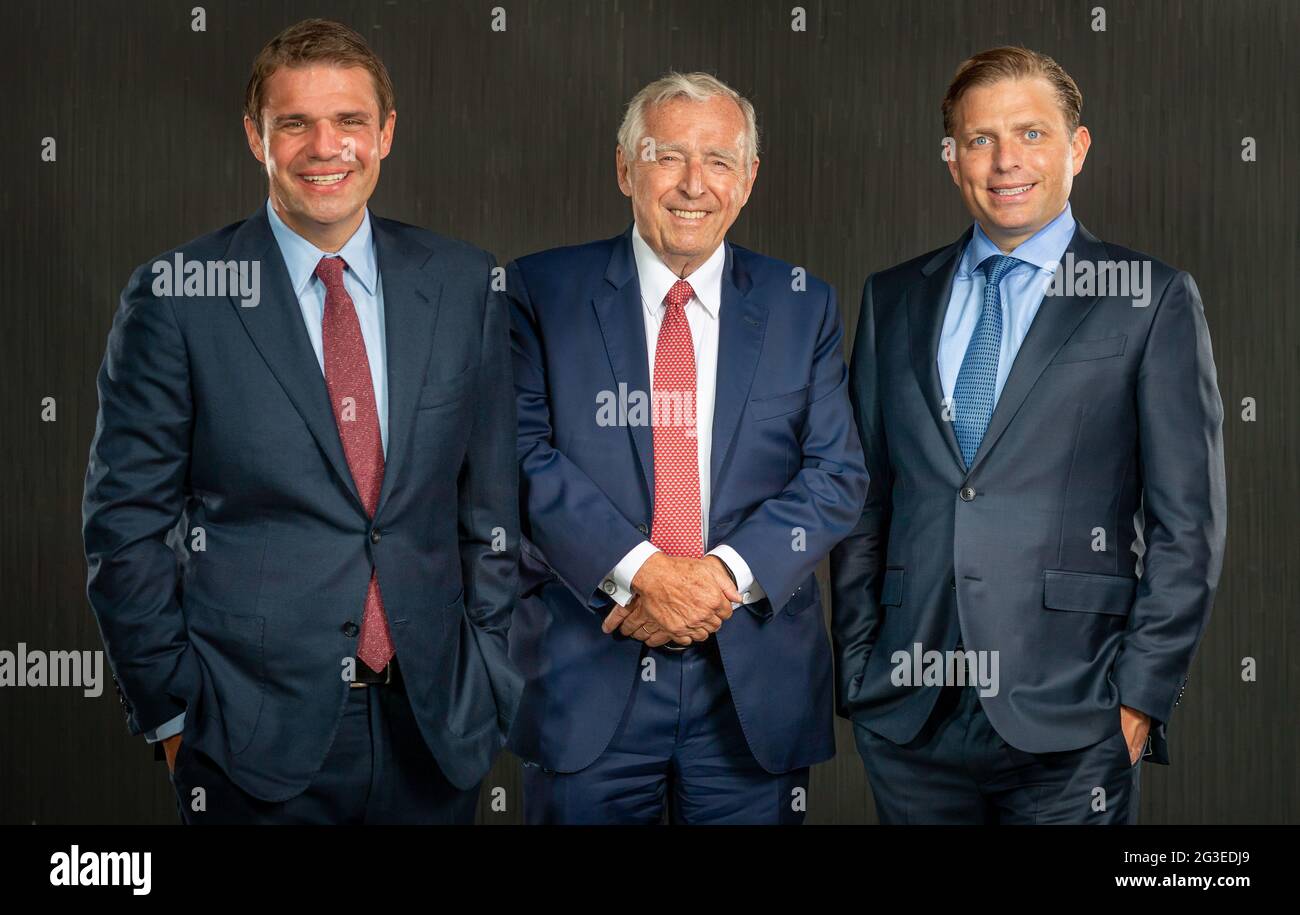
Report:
601,552,742,648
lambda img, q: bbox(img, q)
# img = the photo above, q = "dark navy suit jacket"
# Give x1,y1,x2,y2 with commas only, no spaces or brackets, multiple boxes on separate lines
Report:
830,222,1227,764
506,227,869,774
82,206,522,801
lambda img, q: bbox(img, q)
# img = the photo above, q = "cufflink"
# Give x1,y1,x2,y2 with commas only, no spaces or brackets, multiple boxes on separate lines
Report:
601,579,616,595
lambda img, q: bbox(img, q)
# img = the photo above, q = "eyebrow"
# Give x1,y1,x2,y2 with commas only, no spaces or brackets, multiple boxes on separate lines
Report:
652,142,739,161
271,111,372,125
964,120,1049,136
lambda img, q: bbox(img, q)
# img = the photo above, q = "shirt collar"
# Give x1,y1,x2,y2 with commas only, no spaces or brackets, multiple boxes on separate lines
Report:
959,201,1076,278
630,222,725,320
265,199,379,298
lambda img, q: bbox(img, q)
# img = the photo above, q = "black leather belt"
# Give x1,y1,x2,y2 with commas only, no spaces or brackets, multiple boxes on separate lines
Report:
351,656,400,688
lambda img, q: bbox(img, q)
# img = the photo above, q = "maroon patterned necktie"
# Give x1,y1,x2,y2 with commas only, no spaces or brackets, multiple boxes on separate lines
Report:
315,255,394,673
649,279,703,557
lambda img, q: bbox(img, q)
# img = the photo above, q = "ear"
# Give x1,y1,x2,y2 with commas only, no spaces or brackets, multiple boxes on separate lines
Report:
945,141,961,187
243,115,266,165
615,146,633,198
1069,125,1092,176
378,109,397,160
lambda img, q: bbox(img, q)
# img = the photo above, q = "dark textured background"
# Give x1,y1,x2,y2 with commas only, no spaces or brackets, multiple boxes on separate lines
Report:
1,0,1294,824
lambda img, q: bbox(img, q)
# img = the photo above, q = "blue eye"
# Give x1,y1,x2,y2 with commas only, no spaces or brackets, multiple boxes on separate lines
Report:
1026,129,1041,140
973,136,989,146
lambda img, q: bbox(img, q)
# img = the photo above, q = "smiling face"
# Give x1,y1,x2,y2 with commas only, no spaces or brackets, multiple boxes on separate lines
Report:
616,95,758,277
243,64,395,251
946,76,1090,252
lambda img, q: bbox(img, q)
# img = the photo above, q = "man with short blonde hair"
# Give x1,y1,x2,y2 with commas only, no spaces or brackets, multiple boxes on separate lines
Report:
832,47,1225,824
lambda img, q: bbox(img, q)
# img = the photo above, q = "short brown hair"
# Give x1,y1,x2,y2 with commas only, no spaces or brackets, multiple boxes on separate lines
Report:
941,46,1082,138
244,18,395,134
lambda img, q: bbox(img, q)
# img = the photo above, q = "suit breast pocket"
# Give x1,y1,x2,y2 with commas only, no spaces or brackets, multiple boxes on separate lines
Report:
417,365,475,411
748,384,810,421
1049,335,1127,365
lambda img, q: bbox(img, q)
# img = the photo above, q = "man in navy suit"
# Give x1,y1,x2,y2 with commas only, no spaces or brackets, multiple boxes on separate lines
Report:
831,47,1226,823
82,19,521,824
507,72,868,824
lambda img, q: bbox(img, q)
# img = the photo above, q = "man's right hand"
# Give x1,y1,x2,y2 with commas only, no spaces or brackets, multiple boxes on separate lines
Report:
163,734,183,774
601,552,740,643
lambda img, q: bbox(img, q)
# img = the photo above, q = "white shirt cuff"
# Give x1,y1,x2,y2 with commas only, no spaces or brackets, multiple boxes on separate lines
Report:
707,545,765,606
599,541,661,607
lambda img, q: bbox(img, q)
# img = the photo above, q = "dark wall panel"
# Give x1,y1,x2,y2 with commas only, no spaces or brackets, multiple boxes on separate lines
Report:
1,0,1294,824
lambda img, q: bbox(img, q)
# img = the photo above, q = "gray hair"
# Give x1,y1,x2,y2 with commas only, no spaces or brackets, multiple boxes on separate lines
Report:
617,71,760,173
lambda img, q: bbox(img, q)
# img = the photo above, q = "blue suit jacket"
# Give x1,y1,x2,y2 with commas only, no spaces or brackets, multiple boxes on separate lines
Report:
830,222,1227,764
82,206,523,801
506,227,869,774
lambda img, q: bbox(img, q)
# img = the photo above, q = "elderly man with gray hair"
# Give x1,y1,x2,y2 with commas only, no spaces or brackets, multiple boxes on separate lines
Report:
505,72,868,824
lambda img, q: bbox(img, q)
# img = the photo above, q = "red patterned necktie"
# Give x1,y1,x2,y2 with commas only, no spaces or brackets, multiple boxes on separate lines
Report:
649,279,703,558
316,255,394,673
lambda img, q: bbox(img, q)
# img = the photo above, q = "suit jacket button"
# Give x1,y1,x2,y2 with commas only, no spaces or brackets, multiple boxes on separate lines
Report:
342,621,360,637
637,523,649,535
960,486,976,502
370,529,382,544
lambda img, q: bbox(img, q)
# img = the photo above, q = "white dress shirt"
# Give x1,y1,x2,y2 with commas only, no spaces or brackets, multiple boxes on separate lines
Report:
599,223,766,609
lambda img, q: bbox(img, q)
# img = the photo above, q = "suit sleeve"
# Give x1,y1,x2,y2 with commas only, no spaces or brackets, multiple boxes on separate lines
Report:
507,261,646,611
721,283,869,616
829,273,894,718
1112,271,1226,726
457,253,521,634
82,262,201,736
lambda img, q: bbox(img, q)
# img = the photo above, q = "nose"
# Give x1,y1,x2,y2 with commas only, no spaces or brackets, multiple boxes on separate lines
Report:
992,137,1021,173
678,157,706,198
305,119,342,160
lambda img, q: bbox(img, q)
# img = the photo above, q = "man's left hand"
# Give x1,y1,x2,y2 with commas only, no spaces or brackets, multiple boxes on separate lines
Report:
1120,705,1151,766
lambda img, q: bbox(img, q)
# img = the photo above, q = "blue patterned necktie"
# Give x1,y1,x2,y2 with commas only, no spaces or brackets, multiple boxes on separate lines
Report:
952,254,1020,467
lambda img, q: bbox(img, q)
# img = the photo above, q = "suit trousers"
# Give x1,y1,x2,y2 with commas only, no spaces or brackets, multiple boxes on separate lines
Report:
168,676,480,824
854,683,1141,824
522,638,808,825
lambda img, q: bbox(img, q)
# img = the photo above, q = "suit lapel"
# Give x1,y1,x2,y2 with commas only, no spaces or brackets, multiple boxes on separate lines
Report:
224,207,444,520
590,231,766,510
225,207,365,512
966,222,1106,473
908,230,969,472
372,216,443,521
592,228,655,497
709,244,766,492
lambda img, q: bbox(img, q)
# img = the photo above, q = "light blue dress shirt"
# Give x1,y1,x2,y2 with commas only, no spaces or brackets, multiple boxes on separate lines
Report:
145,201,388,744
938,202,1076,406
